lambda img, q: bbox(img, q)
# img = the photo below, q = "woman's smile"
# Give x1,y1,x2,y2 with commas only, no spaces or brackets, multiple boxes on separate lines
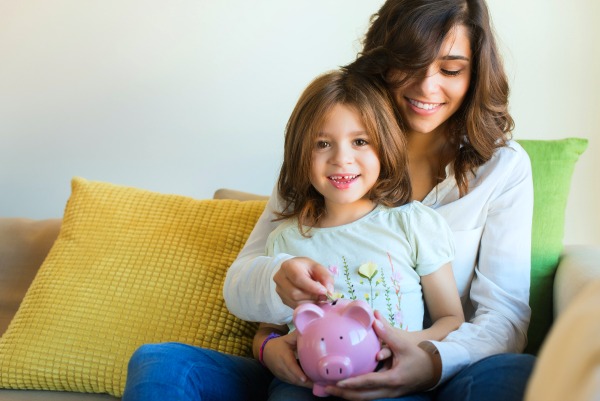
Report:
406,97,445,114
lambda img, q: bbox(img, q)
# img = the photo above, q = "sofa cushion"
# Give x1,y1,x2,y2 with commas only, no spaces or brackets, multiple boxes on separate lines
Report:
0,177,265,397
0,218,61,336
517,138,588,354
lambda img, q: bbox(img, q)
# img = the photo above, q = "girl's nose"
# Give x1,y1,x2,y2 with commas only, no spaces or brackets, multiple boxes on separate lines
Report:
331,144,354,165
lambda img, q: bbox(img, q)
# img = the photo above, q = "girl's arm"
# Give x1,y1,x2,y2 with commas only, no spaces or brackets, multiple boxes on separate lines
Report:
254,322,311,388
403,263,464,346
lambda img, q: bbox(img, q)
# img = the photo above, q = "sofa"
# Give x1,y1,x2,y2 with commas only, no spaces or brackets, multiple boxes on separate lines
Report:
0,138,598,400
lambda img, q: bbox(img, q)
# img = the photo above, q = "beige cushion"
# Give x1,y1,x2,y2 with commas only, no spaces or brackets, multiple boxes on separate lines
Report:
525,278,600,401
213,188,269,201
0,218,61,336
0,389,118,400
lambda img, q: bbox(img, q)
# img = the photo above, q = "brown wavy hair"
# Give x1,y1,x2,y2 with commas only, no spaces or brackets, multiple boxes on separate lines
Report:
347,0,514,196
277,69,411,234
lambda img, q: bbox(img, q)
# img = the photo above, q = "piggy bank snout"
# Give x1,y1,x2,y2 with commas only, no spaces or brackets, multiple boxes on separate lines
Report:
318,355,353,381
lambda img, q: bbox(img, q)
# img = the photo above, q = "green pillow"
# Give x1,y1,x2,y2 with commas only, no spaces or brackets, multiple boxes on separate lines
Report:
517,138,588,354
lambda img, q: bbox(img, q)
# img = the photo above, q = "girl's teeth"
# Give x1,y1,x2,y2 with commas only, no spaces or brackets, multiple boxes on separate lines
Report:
330,175,357,182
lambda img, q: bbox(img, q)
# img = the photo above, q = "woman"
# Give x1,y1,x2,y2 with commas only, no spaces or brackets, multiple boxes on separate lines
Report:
124,1,535,400
225,0,535,400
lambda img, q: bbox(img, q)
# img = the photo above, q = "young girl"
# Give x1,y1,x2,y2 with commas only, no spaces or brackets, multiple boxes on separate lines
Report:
256,68,464,399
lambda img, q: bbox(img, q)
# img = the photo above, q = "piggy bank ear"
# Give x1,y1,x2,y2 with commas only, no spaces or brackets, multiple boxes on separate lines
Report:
342,300,374,328
293,304,324,334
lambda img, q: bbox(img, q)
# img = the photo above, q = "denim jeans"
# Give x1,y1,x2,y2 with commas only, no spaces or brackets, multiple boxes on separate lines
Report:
122,342,273,401
122,342,536,401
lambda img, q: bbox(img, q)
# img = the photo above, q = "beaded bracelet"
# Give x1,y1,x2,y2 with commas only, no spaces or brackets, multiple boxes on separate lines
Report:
259,332,281,366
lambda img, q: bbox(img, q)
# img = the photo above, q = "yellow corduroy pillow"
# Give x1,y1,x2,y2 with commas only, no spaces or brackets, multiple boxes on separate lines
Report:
0,177,265,397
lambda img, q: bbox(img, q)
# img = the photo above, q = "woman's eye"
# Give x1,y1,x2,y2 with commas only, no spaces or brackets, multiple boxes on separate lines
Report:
441,69,461,77
354,138,369,146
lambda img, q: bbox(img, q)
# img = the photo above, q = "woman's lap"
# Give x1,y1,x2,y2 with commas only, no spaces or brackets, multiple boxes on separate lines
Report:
122,342,272,401
268,353,535,401
433,353,536,401
122,344,534,401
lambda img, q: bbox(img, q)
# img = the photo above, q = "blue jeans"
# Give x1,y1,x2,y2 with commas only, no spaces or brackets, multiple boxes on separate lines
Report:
123,342,536,401
122,342,273,401
268,353,536,401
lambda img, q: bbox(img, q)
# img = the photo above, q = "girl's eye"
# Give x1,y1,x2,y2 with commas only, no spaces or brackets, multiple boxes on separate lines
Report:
354,138,369,146
440,69,461,77
316,140,330,149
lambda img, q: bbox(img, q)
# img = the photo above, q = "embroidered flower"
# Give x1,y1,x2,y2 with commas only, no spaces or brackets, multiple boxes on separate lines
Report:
395,310,404,327
327,292,344,301
328,264,339,276
358,262,378,280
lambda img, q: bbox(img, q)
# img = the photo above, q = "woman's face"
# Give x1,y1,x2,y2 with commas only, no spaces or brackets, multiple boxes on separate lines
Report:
391,24,472,137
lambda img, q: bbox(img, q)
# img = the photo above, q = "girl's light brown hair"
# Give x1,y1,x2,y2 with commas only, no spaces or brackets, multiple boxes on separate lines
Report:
349,0,513,196
277,69,411,233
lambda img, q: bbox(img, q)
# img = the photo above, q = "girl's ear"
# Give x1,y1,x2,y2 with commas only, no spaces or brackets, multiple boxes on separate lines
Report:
293,304,324,333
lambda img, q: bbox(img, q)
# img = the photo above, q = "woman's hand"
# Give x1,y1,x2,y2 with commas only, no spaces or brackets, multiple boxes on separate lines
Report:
262,330,313,389
324,311,439,401
274,257,334,309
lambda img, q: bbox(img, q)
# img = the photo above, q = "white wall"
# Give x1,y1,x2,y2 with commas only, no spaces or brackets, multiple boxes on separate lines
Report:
1,0,598,246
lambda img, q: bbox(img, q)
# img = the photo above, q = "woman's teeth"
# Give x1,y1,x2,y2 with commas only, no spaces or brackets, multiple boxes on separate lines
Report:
408,99,441,110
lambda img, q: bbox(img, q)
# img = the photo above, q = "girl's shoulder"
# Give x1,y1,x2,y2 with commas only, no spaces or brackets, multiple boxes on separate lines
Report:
378,201,447,227
265,217,299,245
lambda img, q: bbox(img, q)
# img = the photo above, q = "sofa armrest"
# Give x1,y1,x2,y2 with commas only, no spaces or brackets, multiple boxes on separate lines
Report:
554,244,600,317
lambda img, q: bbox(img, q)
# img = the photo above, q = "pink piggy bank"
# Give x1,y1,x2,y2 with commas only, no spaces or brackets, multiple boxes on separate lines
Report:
293,299,381,397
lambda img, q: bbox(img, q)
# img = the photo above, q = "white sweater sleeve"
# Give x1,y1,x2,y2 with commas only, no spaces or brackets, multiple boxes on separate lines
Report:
432,143,534,382
223,185,294,324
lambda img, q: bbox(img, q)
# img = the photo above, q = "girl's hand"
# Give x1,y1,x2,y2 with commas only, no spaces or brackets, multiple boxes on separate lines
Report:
262,330,312,389
324,311,438,401
274,257,334,309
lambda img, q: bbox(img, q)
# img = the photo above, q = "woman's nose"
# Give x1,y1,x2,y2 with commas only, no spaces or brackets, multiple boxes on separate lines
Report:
418,67,441,94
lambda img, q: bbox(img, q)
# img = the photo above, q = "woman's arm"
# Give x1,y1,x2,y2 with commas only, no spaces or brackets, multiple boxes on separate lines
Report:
404,263,464,345
223,185,333,323
432,143,534,382
223,187,292,323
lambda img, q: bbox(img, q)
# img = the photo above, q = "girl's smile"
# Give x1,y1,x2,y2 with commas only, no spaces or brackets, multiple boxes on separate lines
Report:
327,174,361,190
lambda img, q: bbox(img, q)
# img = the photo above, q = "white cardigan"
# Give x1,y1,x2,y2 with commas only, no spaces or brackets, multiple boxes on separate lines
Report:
224,140,533,384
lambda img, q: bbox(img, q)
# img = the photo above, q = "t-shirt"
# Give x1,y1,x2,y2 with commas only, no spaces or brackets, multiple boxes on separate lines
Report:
266,201,454,330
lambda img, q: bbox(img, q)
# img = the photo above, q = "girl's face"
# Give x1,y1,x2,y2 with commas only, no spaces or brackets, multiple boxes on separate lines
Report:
391,24,472,137
310,103,380,220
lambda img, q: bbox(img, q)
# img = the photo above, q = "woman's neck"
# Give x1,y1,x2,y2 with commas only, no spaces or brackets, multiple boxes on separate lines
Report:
406,130,453,201
317,199,376,228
